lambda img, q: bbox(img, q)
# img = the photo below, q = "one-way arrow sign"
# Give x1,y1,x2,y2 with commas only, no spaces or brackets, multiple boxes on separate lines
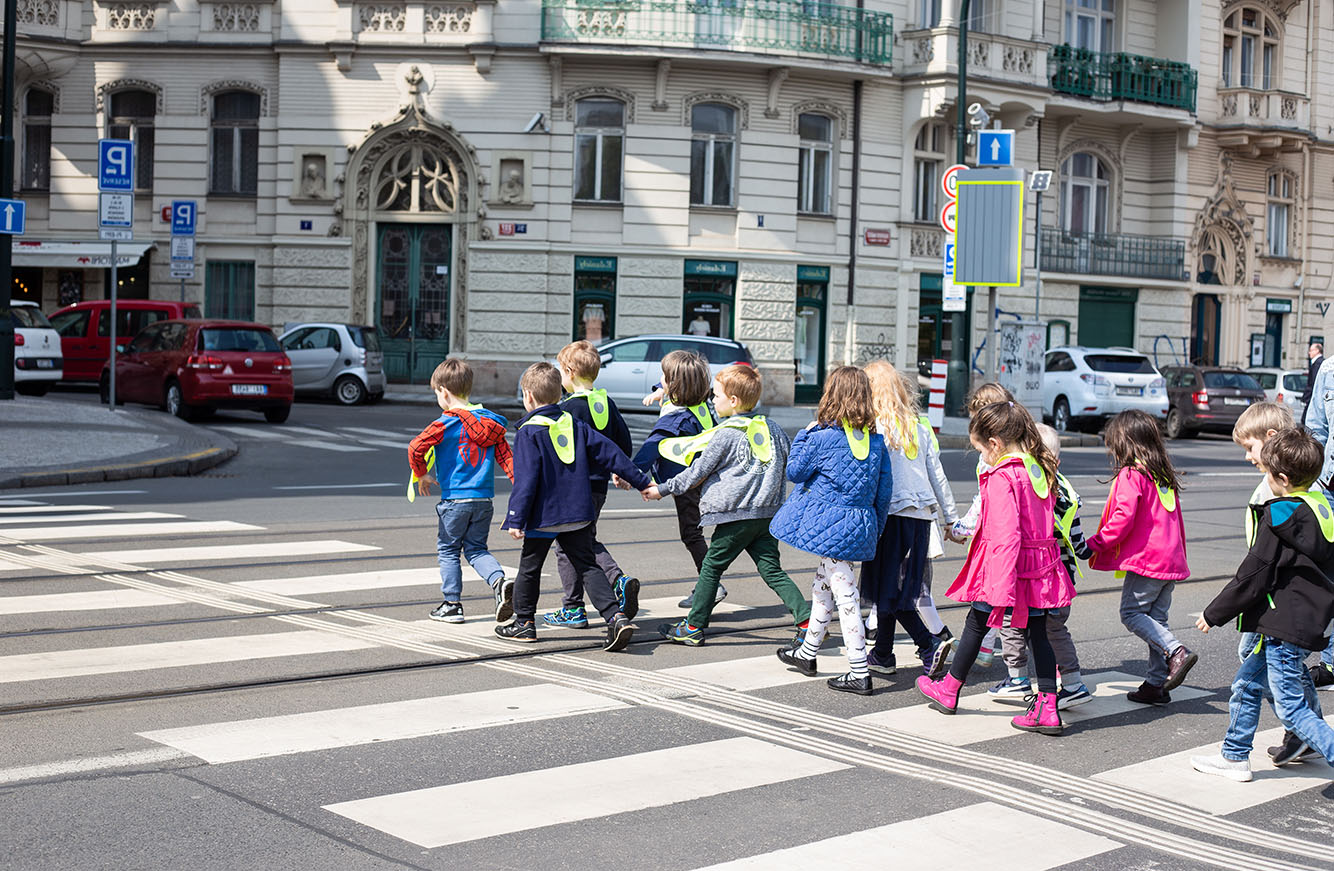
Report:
0,198,26,236
977,129,1015,167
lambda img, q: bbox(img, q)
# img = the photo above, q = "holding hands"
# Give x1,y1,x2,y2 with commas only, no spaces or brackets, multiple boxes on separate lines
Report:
642,484,662,501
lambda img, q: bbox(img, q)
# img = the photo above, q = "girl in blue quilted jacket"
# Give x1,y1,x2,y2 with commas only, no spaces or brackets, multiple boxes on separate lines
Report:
772,366,894,696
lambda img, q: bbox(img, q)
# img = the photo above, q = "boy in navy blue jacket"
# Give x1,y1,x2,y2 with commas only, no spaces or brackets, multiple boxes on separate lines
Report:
547,340,641,629
499,362,653,651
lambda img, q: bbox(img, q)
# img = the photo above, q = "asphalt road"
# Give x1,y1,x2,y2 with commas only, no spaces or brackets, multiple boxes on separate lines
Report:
1,394,1331,871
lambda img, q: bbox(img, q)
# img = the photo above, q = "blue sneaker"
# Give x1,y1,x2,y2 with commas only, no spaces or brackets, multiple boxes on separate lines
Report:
543,606,589,629
988,676,1033,703
658,620,704,646
866,649,896,675
615,575,641,622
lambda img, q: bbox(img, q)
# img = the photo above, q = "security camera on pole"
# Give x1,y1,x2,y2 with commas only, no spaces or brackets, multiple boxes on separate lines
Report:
98,138,134,411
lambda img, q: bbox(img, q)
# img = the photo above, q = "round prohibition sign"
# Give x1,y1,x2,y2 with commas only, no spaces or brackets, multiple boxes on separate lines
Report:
940,163,968,201
939,201,957,235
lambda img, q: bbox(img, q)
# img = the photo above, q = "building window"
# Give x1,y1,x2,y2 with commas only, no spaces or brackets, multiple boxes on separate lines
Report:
210,91,260,196
573,98,624,203
21,88,53,192
1065,0,1114,53
918,0,940,27
967,0,995,32
107,89,155,191
1061,152,1109,235
1267,171,1293,258
690,103,736,207
205,261,256,320
573,256,617,343
797,113,834,215
1223,6,1279,89
913,122,947,223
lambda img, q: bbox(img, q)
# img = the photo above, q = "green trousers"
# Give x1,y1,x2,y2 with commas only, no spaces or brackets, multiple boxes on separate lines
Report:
687,517,811,630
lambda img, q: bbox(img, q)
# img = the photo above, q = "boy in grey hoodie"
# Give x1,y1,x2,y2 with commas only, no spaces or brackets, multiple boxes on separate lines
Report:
643,365,811,645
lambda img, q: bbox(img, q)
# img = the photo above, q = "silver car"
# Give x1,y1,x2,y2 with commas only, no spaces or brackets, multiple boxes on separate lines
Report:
1247,367,1308,420
278,322,386,405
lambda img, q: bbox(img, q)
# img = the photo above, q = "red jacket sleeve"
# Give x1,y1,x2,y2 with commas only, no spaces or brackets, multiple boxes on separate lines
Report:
408,420,445,476
495,439,515,482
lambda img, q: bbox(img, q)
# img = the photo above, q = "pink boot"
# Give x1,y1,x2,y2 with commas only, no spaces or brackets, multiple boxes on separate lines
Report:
916,673,963,715
1011,691,1063,735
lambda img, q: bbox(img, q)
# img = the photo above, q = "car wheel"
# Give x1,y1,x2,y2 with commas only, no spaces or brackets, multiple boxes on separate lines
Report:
98,374,122,406
333,374,367,406
366,391,384,405
264,404,292,424
1165,409,1184,439
15,383,49,397
164,380,196,421
1052,398,1071,433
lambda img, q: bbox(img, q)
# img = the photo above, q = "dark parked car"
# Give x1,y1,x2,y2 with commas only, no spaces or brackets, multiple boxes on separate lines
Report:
100,319,293,422
1160,365,1266,439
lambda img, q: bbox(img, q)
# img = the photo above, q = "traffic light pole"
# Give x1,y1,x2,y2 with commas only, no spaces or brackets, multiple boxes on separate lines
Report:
0,0,17,400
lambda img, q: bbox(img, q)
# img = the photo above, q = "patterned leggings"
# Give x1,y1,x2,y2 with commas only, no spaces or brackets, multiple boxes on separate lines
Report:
797,557,868,679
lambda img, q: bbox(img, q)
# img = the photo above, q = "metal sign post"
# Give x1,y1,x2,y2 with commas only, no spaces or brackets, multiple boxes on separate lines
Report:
98,138,134,410
1028,170,1052,325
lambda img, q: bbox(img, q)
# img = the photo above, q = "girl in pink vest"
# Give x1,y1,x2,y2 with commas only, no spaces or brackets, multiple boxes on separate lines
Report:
1087,409,1194,705
917,402,1076,735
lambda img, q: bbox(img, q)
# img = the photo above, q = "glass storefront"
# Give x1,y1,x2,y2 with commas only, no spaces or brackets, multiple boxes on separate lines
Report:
918,273,972,416
794,265,828,403
573,256,616,344
683,259,736,339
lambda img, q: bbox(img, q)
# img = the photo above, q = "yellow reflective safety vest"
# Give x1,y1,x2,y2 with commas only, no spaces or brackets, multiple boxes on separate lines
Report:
522,412,576,464
918,414,940,452
996,453,1050,500
684,401,714,432
843,421,871,460
1053,472,1083,577
407,445,437,503
658,415,773,465
570,388,610,431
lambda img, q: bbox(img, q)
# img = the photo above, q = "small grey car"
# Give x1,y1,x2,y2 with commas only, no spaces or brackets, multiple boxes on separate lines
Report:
278,322,387,405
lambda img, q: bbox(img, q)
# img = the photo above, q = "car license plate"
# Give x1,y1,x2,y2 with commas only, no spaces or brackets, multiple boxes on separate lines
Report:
35,359,53,369
1115,386,1142,396
231,384,268,395
1224,397,1249,406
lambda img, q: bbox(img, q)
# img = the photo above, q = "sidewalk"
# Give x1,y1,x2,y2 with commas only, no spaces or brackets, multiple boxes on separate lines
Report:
0,397,237,489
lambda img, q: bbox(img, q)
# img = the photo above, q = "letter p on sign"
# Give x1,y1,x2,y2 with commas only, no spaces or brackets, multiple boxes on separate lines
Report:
98,139,135,192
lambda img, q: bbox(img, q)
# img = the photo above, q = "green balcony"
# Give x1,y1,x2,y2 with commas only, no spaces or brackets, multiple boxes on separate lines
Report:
541,0,893,66
1040,228,1186,282
1049,45,1197,112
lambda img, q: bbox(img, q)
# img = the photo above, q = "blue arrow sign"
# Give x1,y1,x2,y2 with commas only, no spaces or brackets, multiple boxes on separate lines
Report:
171,200,197,236
943,241,955,278
977,129,1015,167
98,139,135,192
0,198,26,236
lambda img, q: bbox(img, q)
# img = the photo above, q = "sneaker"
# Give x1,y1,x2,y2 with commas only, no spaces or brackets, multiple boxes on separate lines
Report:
925,636,956,679
495,619,537,642
827,673,873,696
494,578,515,623
1269,731,1317,766
1163,646,1199,691
604,614,634,652
615,575,641,622
658,620,704,646
975,646,996,669
677,584,728,609
1311,663,1334,689
1127,681,1171,706
1056,684,1093,710
776,646,818,676
429,601,464,623
988,677,1033,702
866,649,897,676
542,606,589,629
1190,753,1253,783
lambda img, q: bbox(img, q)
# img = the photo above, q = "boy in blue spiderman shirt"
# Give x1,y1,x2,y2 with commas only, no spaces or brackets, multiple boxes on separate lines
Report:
498,362,653,651
408,358,514,625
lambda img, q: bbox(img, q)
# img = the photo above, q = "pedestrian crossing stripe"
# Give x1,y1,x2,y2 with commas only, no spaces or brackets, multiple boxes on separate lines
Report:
0,511,183,526
0,520,261,544
0,504,117,514
76,540,380,567
323,737,850,848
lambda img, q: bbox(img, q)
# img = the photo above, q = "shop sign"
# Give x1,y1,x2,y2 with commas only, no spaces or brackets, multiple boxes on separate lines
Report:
575,256,618,273
684,259,737,277
863,228,892,246
1266,297,1293,314
797,265,830,282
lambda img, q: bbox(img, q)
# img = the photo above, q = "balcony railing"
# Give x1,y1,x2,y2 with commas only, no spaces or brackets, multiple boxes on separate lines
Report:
1040,227,1186,282
1048,45,1197,112
541,0,893,65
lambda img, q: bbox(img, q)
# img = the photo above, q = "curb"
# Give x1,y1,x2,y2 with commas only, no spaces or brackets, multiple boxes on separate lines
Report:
0,443,238,489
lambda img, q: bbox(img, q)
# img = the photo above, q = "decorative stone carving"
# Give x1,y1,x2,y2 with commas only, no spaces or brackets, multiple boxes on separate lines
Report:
96,79,163,113
358,3,406,32
910,227,943,259
1221,93,1238,117
1191,154,1253,287
489,150,532,207
200,81,269,115
105,3,158,30
682,91,749,130
18,0,59,27
967,38,989,68
1249,94,1262,117
426,4,473,33
910,37,933,64
212,2,261,31
574,6,625,36
1281,97,1297,121
30,80,61,113
791,100,848,138
563,86,635,122
1002,44,1034,75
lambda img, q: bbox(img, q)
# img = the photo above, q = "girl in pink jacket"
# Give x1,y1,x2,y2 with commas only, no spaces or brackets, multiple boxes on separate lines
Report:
917,402,1076,735
1087,409,1194,705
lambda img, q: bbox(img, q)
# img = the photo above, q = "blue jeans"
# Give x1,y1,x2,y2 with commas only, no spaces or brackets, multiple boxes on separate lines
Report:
1223,636,1334,764
1119,572,1182,686
436,499,504,599
1323,636,1334,668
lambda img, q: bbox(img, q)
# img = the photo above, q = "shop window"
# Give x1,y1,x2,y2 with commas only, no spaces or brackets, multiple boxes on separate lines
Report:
797,114,833,215
573,256,617,344
795,266,828,403
690,103,736,207
1267,170,1293,258
205,260,256,320
210,91,260,196
102,254,151,301
21,88,53,192
682,259,736,339
574,98,624,203
107,89,155,191
10,267,43,303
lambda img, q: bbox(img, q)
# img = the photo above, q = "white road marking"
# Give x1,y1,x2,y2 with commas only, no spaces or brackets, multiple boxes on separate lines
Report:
1093,719,1334,814
323,737,849,848
337,426,413,441
235,566,513,596
0,588,183,615
80,540,379,565
139,684,628,764
660,645,920,692
272,483,399,490
279,425,352,439
207,425,289,440
0,504,114,514
598,508,679,516
0,511,183,527
0,500,43,507
9,490,147,497
0,521,261,543
692,801,1120,870
0,629,380,684
0,747,191,786
285,440,376,453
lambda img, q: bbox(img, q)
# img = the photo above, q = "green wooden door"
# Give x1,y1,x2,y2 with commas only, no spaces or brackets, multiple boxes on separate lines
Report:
376,223,452,383
1077,286,1137,348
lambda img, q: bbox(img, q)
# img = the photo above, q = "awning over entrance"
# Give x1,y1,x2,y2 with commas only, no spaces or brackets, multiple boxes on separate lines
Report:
11,240,155,269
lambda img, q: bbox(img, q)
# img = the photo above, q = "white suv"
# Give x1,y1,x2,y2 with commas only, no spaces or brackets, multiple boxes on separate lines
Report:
1042,346,1168,432
10,300,63,396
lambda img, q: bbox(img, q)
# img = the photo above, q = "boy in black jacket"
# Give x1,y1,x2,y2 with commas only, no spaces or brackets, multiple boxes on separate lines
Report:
546,340,641,629
1193,429,1334,781
498,362,652,651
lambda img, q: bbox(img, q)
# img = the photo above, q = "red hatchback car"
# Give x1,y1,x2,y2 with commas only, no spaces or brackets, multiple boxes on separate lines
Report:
101,319,294,422
49,299,202,382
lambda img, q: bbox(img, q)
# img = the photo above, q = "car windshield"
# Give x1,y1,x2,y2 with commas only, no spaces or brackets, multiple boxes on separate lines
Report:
10,306,51,329
1084,354,1155,374
1251,372,1277,389
200,328,279,352
349,326,381,352
1204,371,1261,390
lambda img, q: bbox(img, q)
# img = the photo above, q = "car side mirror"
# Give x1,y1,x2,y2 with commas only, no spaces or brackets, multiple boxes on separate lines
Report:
600,355,611,368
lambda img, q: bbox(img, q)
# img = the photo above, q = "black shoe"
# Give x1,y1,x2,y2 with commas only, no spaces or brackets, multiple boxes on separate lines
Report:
429,601,464,623
495,619,536,642
1311,663,1334,688
776,646,818,676
1163,646,1199,691
1127,681,1171,706
604,614,634,652
1269,730,1316,766
926,636,956,680
827,673,873,696
934,627,954,643
494,578,515,623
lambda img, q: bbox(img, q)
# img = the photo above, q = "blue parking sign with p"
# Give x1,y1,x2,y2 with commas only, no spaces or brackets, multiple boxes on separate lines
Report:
98,139,134,192
171,201,197,236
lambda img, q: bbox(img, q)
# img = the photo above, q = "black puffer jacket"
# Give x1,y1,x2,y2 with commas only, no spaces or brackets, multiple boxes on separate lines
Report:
1204,496,1334,651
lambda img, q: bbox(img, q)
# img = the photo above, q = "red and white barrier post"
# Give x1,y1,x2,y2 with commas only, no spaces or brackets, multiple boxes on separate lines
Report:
927,359,947,432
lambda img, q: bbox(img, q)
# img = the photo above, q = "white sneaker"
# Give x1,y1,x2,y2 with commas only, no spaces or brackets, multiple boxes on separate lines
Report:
1190,753,1253,782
